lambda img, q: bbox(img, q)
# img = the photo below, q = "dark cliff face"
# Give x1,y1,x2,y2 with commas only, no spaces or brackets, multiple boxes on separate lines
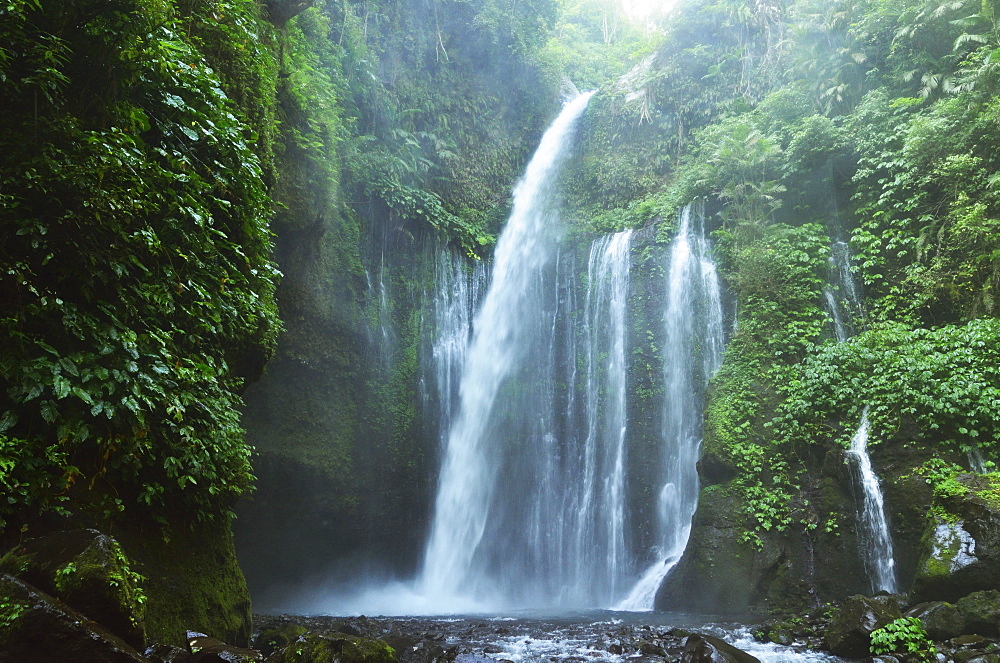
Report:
232,0,561,602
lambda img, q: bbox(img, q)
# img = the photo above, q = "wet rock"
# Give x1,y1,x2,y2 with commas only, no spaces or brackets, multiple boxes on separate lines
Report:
145,643,191,663
254,622,309,657
912,476,1000,603
0,574,146,663
825,594,903,658
682,633,761,663
189,633,263,661
957,591,1000,637
333,622,363,636
907,601,967,640
264,633,397,663
952,634,989,647
266,0,314,25
0,528,146,649
639,640,667,656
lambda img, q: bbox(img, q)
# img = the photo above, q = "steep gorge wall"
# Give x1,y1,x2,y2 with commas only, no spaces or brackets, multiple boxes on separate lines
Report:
233,0,562,601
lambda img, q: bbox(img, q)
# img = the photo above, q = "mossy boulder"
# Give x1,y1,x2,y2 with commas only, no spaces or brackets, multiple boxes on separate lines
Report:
825,594,903,658
0,529,145,649
912,475,1000,603
115,515,253,648
0,574,146,663
254,622,309,657
956,591,1000,637
265,633,396,663
906,601,966,640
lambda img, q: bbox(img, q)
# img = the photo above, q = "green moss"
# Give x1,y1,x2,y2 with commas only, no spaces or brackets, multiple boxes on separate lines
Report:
116,516,251,648
268,633,397,663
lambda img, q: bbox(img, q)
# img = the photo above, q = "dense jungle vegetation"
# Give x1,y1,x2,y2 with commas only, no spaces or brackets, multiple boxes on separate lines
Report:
3,0,1000,641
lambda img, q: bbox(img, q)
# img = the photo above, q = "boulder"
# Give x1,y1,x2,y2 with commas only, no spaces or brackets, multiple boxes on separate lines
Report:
912,476,1000,603
0,574,146,663
265,633,397,663
189,632,263,662
145,643,191,662
907,601,966,640
254,622,308,657
956,590,1000,637
0,528,146,649
825,594,903,658
681,634,761,663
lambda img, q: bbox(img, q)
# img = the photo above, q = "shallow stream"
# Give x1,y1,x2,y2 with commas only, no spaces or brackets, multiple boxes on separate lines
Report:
254,612,846,663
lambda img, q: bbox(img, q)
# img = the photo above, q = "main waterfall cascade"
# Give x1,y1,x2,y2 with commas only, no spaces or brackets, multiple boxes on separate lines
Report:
324,94,728,614
419,91,603,609
417,98,728,611
615,205,725,611
824,234,898,594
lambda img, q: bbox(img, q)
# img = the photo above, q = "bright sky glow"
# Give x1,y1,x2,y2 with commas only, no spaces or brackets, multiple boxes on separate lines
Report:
623,0,678,20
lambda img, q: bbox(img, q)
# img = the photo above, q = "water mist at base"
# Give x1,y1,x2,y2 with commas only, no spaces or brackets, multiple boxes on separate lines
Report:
615,205,724,611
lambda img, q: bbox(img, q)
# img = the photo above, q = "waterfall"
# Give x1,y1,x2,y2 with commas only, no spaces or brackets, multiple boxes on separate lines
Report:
418,92,597,610
822,236,898,593
572,230,633,603
824,240,861,342
615,204,725,611
425,247,488,454
847,407,898,594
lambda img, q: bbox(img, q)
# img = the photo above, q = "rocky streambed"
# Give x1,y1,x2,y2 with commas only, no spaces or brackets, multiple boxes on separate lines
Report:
250,612,838,663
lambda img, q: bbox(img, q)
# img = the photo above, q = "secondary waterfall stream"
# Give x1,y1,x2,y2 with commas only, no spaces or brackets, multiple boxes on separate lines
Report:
825,234,897,594
615,205,724,611
847,407,898,594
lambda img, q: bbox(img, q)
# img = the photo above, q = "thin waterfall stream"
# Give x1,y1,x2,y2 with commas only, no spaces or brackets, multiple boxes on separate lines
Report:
615,204,724,611
825,234,898,594
847,406,898,594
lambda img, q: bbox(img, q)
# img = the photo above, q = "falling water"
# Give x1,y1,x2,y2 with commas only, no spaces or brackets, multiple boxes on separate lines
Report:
426,247,487,449
822,237,898,593
846,407,898,594
418,93,598,610
824,241,861,342
570,230,633,602
616,204,725,611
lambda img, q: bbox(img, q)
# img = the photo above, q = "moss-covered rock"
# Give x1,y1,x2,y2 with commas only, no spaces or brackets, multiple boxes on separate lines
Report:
825,594,903,658
0,529,145,649
956,591,1000,637
255,622,309,657
0,574,146,663
115,516,252,648
265,633,396,663
911,474,1000,603
906,601,966,640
